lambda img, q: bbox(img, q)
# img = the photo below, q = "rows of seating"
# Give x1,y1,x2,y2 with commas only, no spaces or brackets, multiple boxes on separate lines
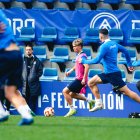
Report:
0,0,140,10
39,67,140,83
17,27,140,48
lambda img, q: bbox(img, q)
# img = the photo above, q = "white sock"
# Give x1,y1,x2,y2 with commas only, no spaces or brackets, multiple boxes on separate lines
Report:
95,99,102,104
24,105,31,112
69,104,74,110
0,101,6,114
86,98,92,103
17,105,32,119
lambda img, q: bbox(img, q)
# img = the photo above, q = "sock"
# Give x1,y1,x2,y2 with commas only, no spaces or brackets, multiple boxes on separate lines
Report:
86,98,92,103
95,99,102,104
69,104,74,110
17,105,32,119
24,105,31,112
0,101,6,114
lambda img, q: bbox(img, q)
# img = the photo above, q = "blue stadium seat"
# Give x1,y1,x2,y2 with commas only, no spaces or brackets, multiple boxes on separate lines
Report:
84,28,99,44
104,0,122,4
32,1,48,9
96,2,112,10
60,0,77,3
83,48,92,59
118,2,134,10
38,0,56,2
63,68,76,81
88,69,102,79
125,0,140,4
10,1,26,9
33,46,47,61
40,68,58,81
81,0,99,3
16,0,32,2
132,70,140,82
16,27,35,42
50,47,69,63
109,29,123,43
19,46,25,57
61,27,79,43
0,0,12,2
127,29,140,44
118,49,136,64
38,27,57,42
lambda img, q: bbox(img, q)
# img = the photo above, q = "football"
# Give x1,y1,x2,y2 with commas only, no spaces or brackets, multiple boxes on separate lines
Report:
44,107,54,117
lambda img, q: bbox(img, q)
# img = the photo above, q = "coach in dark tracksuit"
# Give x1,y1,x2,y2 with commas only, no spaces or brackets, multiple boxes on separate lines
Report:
22,44,43,113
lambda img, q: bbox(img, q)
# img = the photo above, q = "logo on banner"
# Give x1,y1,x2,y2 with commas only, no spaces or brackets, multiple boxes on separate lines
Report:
90,12,120,29
42,94,49,102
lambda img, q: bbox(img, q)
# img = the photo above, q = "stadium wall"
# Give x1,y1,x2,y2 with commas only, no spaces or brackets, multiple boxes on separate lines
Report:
2,9,140,45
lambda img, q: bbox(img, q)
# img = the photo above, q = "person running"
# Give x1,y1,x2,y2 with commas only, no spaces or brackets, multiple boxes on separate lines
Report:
80,28,140,112
62,38,95,117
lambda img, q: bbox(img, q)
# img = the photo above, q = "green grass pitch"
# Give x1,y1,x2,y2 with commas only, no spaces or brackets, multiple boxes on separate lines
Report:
0,116,140,140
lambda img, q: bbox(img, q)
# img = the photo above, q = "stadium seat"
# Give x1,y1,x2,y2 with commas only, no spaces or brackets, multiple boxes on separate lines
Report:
33,46,47,61
127,29,140,44
118,49,137,64
50,47,69,71
32,1,48,9
38,0,56,2
104,0,122,4
10,1,26,9
125,0,140,4
132,70,140,82
84,28,99,44
40,68,58,81
88,69,102,79
81,0,99,3
61,27,79,43
16,27,35,42
19,46,25,57
96,2,112,10
38,27,57,42
83,47,92,59
0,0,12,2
16,0,32,2
54,1,69,10
118,2,134,10
63,68,76,81
109,29,123,43
60,0,77,3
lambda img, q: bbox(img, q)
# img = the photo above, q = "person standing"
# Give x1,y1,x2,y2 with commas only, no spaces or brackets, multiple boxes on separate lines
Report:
22,44,43,114
62,38,95,117
0,10,33,125
80,28,140,112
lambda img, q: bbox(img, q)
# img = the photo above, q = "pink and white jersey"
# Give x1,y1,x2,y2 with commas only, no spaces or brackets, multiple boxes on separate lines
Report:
75,52,88,81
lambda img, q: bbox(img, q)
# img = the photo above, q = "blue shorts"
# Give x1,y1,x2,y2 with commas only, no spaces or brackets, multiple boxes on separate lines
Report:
98,71,126,89
0,49,23,88
67,79,85,93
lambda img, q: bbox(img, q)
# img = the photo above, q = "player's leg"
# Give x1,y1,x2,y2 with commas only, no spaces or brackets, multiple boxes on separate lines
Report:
70,92,95,110
88,75,104,112
62,87,76,117
119,85,140,103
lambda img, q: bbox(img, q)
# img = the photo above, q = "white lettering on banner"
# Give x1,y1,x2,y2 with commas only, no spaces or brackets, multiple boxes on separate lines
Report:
132,20,140,29
6,18,35,35
90,12,120,29
40,92,124,110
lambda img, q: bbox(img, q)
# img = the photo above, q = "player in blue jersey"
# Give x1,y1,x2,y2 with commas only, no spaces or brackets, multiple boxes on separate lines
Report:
0,10,33,125
80,28,140,112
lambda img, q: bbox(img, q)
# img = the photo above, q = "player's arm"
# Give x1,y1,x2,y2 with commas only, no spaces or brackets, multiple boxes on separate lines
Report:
82,62,89,85
0,22,6,33
65,66,75,77
81,45,107,64
118,44,133,71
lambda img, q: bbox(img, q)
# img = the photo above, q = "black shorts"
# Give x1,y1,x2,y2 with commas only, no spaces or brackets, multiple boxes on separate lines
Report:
98,71,126,89
67,79,85,93
0,49,23,88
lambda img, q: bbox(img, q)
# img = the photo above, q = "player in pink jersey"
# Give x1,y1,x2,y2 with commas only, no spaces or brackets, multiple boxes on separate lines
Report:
62,38,95,117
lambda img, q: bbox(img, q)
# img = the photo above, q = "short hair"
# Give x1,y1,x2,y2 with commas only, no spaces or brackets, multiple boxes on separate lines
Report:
72,38,83,47
25,42,33,50
99,28,109,35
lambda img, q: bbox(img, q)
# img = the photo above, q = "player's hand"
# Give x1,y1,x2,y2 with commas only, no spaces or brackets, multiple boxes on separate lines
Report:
0,22,6,33
128,67,134,72
65,72,70,77
81,79,86,85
